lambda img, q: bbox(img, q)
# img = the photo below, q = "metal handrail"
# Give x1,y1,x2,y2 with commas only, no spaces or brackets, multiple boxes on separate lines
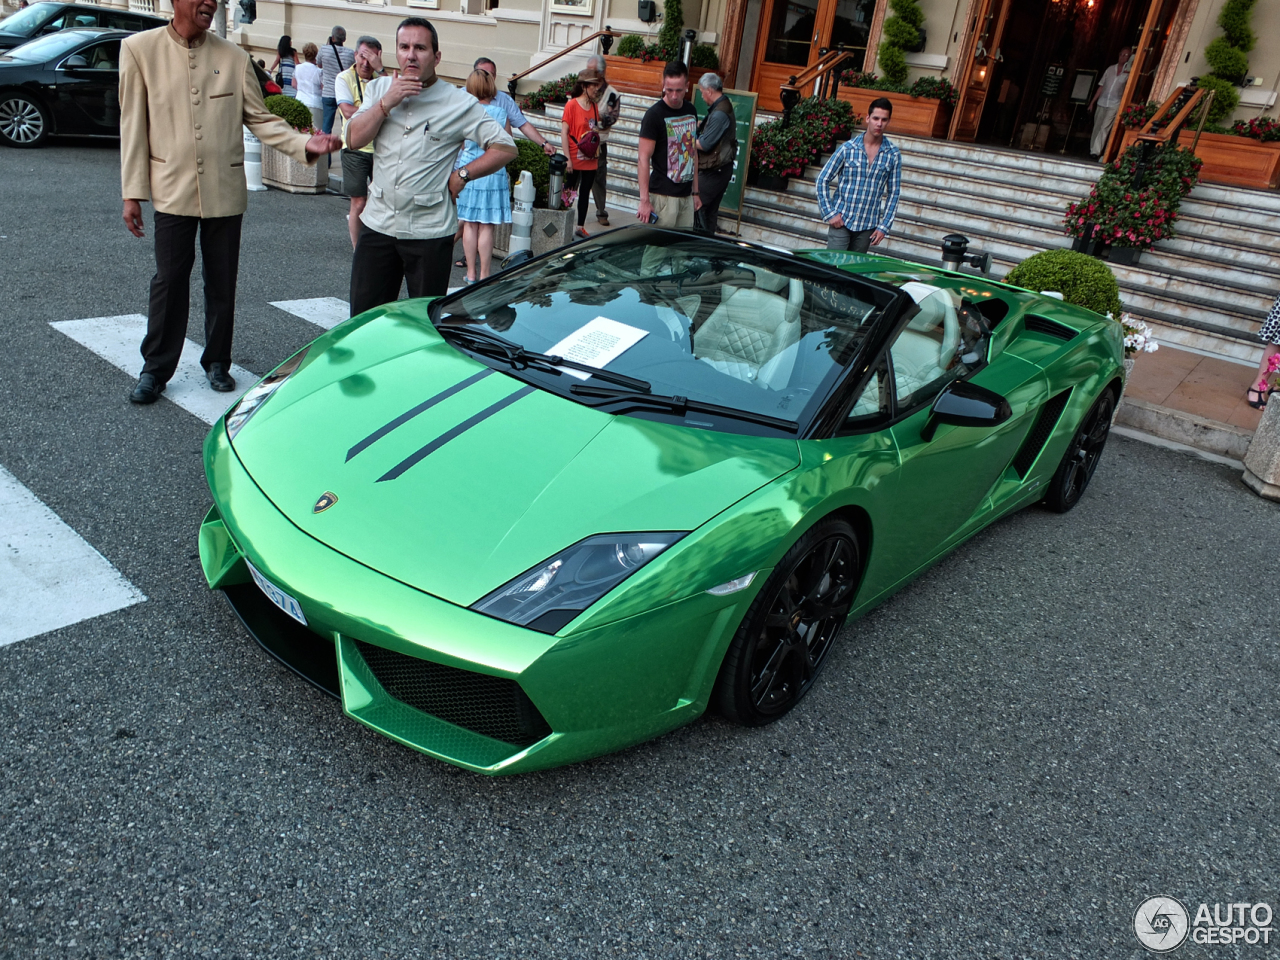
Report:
507,28,623,96
1135,83,1213,152
778,44,861,125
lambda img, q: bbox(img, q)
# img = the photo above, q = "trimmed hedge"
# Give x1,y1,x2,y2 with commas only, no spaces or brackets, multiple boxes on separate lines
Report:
264,94,314,132
506,138,551,207
1003,250,1123,320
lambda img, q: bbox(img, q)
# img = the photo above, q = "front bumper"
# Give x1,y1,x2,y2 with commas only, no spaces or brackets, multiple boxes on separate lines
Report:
199,421,753,774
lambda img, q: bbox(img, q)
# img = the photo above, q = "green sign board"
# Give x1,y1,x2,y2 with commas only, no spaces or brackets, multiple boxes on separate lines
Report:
693,87,759,229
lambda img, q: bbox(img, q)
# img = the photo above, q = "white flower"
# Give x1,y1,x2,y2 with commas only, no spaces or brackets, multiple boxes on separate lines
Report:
1120,314,1158,354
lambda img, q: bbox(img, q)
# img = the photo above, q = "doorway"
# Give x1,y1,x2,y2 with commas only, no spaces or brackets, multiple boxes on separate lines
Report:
749,0,877,111
959,0,1164,158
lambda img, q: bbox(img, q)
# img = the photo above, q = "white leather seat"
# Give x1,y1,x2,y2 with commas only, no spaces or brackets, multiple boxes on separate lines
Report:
695,270,804,384
892,282,961,400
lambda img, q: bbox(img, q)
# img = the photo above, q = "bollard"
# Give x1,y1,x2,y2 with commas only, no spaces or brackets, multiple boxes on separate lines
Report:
509,170,535,256
243,126,267,192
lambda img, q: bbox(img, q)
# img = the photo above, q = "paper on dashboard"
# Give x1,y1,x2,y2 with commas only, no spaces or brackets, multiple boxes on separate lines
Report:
547,317,649,380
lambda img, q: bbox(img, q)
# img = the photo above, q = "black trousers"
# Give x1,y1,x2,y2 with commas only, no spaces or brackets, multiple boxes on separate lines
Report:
142,212,242,382
575,169,597,228
592,143,608,217
349,224,453,317
696,163,734,235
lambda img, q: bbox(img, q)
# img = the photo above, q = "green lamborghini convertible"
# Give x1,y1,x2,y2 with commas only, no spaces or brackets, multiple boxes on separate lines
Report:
199,228,1124,774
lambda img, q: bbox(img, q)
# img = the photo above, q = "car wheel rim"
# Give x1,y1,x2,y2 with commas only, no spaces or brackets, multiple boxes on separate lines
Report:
0,98,43,144
1060,393,1113,506
749,534,857,715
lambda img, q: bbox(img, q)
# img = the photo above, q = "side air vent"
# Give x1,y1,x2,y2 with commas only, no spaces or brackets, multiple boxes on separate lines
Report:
1011,389,1072,478
355,640,552,747
1024,315,1079,342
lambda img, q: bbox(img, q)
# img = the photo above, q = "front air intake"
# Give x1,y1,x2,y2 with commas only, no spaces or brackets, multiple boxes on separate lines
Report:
355,641,552,747
1024,315,1079,342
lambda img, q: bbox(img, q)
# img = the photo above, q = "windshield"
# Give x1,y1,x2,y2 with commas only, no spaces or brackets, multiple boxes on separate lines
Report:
0,3,57,36
2,30,92,61
434,231,893,436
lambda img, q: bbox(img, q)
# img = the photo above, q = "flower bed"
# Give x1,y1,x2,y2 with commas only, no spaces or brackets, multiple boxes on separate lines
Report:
834,74,953,138
1117,127,1280,190
1065,141,1202,252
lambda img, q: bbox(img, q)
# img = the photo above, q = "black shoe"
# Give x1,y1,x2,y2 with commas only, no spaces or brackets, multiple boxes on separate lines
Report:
206,363,236,393
129,373,166,404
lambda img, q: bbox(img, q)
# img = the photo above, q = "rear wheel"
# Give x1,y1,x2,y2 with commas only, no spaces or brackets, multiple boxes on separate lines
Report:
0,93,49,148
714,519,861,726
1043,388,1115,513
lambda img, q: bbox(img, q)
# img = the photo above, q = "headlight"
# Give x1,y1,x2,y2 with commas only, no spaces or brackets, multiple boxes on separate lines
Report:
472,532,685,634
225,347,309,439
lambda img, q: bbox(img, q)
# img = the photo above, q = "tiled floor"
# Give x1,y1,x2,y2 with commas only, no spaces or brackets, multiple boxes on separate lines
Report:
1125,343,1266,432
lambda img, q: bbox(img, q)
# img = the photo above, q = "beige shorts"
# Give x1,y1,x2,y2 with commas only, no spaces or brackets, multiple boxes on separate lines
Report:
651,193,695,230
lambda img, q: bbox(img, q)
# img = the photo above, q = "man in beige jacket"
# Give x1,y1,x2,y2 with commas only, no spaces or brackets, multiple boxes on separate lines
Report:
120,0,341,404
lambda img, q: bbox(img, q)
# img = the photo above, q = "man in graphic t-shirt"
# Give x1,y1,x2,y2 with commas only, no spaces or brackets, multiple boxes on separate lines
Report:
637,60,701,229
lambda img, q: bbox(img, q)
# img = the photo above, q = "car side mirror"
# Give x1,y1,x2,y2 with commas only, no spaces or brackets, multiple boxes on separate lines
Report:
62,54,90,68
921,380,1012,442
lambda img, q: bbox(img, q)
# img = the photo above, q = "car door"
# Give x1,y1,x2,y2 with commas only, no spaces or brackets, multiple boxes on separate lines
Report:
878,285,1046,574
54,37,120,133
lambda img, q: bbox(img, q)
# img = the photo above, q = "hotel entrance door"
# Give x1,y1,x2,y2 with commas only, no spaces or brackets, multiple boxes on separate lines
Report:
749,0,876,112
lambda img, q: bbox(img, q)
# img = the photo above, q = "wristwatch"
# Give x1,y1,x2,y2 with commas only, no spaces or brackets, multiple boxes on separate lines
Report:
457,167,471,182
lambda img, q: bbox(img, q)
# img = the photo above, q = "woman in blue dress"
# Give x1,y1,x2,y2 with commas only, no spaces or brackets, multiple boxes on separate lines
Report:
456,69,512,283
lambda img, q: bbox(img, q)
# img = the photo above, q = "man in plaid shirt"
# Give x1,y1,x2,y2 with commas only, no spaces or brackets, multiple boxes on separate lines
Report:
816,98,901,252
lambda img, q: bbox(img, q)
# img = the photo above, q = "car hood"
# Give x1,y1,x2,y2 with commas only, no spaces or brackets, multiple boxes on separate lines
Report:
230,312,800,606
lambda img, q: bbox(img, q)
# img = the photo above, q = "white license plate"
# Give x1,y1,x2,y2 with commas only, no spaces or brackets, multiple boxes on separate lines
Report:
246,561,308,626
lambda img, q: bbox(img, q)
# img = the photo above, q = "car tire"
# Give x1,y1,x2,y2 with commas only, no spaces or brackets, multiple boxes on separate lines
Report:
0,92,50,148
713,518,861,727
1042,387,1115,513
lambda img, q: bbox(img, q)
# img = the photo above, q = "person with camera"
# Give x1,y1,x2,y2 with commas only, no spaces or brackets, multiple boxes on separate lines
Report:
582,54,621,226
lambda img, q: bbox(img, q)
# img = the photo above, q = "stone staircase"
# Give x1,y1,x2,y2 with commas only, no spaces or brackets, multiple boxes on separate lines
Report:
526,96,1280,365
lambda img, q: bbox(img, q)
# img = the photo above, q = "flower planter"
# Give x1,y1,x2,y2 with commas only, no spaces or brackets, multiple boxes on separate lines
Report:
493,207,578,259
602,56,710,99
1244,399,1280,502
755,173,790,192
1102,245,1141,265
1119,128,1280,190
835,87,952,139
261,143,326,194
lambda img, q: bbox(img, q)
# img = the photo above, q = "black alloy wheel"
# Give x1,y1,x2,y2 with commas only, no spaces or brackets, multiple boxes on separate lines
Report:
1043,388,1115,513
714,518,861,726
0,93,49,148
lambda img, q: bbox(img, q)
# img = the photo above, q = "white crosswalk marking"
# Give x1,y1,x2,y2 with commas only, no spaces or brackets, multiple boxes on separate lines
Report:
270,297,350,329
0,466,145,646
50,315,253,425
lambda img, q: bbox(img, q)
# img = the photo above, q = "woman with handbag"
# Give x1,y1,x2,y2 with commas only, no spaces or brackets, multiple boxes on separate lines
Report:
560,67,605,240
269,36,297,98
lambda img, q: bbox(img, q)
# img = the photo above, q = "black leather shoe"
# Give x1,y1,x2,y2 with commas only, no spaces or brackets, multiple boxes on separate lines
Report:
206,363,236,393
129,373,166,404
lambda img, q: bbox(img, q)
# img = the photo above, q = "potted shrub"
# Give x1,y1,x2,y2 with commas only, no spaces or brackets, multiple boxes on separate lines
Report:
604,0,715,95
835,71,954,138
492,139,576,258
749,118,809,191
1119,100,1280,189
260,94,326,194
1064,141,1201,264
789,95,858,166
1003,249,1124,319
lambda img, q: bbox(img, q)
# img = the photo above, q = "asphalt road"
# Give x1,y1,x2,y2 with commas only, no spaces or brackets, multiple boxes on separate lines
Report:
1,140,1277,960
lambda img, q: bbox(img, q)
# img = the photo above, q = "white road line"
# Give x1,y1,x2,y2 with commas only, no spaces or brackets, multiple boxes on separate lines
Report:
50,315,253,425
0,466,145,646
269,297,350,330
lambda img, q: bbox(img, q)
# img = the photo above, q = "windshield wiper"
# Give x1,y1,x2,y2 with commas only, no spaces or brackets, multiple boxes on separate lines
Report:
436,324,651,393
569,384,799,433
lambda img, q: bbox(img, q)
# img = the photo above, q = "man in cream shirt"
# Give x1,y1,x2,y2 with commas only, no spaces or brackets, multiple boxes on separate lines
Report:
119,0,340,404
345,17,516,315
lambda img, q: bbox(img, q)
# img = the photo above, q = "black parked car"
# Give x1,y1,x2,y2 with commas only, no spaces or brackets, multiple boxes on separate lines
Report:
0,2,165,51
0,28,131,146
0,27,282,148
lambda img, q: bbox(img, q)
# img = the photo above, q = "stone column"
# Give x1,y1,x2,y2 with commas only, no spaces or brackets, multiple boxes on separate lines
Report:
1243,402,1280,501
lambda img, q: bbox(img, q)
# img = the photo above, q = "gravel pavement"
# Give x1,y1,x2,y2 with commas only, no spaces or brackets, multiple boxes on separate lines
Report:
1,140,1277,960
